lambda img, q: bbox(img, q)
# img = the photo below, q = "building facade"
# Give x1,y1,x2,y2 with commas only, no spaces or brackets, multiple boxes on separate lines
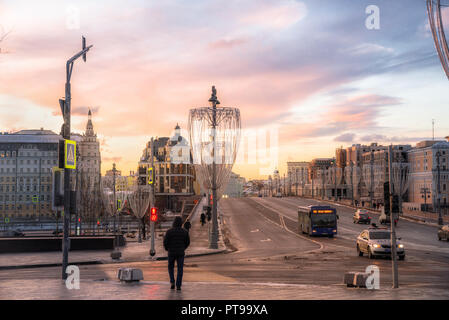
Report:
223,172,246,198
0,129,59,219
0,111,101,219
287,161,309,195
406,139,449,212
137,124,196,210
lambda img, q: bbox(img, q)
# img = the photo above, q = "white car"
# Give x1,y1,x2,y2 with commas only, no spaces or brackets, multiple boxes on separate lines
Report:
356,227,405,260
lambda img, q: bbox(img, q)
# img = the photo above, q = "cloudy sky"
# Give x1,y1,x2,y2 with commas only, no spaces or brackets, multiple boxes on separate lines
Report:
0,0,448,179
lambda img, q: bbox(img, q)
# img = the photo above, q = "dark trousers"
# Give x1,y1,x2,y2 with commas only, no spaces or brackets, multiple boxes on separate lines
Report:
168,254,185,288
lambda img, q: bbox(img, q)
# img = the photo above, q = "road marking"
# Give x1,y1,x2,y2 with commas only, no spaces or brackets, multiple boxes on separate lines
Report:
250,229,259,233
280,215,287,229
248,198,324,252
260,238,272,242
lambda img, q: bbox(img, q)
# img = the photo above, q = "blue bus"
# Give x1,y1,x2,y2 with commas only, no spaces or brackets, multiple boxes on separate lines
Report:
298,205,338,238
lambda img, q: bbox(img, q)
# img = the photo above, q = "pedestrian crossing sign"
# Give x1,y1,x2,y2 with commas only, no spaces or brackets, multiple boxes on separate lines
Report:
64,140,76,169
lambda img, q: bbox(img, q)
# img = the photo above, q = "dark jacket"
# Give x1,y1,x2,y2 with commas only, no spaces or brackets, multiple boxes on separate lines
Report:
164,217,190,256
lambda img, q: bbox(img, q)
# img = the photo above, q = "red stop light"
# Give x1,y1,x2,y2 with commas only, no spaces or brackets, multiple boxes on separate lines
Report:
97,220,100,226
150,207,158,222
78,218,81,223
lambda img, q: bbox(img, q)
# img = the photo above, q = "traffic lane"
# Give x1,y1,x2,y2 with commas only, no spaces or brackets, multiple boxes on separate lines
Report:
261,197,449,262
268,197,368,238
281,197,449,254
217,198,319,260
250,197,362,251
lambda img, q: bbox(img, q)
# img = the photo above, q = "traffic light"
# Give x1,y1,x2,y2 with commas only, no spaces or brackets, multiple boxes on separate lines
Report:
148,167,154,185
150,207,158,222
58,140,65,169
206,206,211,221
384,181,400,215
117,199,122,210
52,167,64,210
97,219,100,226
383,182,390,214
138,166,147,185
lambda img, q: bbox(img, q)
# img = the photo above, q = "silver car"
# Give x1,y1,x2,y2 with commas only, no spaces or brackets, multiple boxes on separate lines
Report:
356,228,405,260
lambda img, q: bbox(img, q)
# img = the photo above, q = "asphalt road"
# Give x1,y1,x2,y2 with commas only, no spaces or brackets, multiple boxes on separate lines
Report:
1,196,448,298
185,196,449,289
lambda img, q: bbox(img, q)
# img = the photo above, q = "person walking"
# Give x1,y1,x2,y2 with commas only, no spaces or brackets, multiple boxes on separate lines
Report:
200,212,206,226
163,216,190,291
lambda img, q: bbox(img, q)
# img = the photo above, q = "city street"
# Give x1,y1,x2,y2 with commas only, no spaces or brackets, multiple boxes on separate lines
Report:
1,196,448,299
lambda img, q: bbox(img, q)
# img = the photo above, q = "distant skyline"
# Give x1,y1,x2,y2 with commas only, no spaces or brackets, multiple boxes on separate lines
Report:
1,0,449,180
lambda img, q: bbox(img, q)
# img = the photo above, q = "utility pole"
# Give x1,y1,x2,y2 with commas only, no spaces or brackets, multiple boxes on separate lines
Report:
283,174,286,196
112,163,117,244
209,88,219,249
436,150,443,225
311,174,314,198
370,151,374,208
150,137,156,256
334,162,337,202
388,145,399,288
60,37,92,280
295,169,298,196
321,169,325,200
421,181,430,211
351,162,355,206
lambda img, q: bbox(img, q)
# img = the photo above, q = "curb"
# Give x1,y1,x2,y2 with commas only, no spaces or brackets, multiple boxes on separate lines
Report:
0,248,229,270
155,248,228,261
0,260,102,271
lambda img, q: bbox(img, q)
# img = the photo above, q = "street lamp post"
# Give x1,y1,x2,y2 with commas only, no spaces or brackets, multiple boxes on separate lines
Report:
388,145,399,288
112,163,117,245
209,91,219,249
436,152,441,220
60,36,92,280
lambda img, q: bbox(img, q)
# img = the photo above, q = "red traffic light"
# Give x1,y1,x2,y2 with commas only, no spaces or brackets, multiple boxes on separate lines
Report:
78,218,81,223
97,220,100,226
150,207,158,222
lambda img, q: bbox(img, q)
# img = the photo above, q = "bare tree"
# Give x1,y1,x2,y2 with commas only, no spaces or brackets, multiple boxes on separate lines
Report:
79,171,102,234
391,162,410,215
127,184,150,243
0,25,12,54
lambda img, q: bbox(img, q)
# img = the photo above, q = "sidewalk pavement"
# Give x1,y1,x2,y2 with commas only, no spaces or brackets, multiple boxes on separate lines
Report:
1,278,448,300
0,197,227,270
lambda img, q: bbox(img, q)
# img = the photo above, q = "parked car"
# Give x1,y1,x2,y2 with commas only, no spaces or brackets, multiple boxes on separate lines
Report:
0,229,25,237
356,227,405,260
438,225,449,241
353,209,371,224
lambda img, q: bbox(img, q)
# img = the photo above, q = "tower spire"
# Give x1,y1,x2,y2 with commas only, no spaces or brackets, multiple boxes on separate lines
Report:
85,108,95,137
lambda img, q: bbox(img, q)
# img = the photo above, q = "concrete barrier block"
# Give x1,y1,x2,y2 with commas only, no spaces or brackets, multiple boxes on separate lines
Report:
344,272,369,288
117,268,143,282
111,251,122,260
343,272,357,287
354,272,369,288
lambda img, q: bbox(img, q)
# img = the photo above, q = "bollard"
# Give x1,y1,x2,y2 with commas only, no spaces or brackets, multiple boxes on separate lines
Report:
117,268,143,282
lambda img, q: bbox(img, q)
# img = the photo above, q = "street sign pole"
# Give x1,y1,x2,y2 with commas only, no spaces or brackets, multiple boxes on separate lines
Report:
61,37,92,280
149,138,156,257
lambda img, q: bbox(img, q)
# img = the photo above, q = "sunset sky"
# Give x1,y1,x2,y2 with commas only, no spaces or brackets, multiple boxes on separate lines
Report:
1,0,448,180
